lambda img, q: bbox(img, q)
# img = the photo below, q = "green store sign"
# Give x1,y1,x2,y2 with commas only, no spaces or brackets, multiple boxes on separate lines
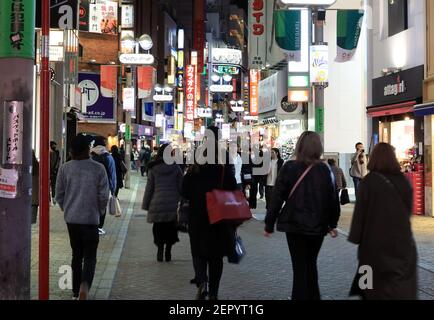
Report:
0,0,35,59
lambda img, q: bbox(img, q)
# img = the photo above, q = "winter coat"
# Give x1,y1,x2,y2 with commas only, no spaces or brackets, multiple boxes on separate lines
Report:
350,151,368,179
142,158,183,223
348,172,417,300
181,163,238,259
265,161,340,236
91,145,117,194
111,152,124,190
331,166,347,191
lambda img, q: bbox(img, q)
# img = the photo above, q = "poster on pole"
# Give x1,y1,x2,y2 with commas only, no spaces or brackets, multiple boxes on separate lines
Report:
100,65,117,98
0,168,19,199
335,10,364,62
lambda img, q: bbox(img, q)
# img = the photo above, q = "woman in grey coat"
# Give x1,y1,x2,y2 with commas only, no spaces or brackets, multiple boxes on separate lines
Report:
142,144,183,262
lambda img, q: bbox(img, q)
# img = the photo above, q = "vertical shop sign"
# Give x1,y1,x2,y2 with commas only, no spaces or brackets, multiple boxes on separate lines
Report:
248,0,266,68
185,65,196,121
250,69,260,116
79,0,90,31
88,0,118,35
194,0,205,72
3,101,24,165
121,4,134,28
0,0,35,59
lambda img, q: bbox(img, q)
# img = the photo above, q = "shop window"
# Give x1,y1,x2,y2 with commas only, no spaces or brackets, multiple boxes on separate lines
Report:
388,0,408,37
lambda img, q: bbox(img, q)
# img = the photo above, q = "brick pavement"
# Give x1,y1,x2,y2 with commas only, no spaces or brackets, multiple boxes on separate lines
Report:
110,192,434,300
30,173,142,300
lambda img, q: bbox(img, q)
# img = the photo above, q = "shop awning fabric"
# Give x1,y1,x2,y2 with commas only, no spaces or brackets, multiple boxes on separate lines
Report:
366,100,417,117
414,102,434,116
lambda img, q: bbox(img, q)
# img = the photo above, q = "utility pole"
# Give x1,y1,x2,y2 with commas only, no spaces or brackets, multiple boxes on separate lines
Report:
124,67,133,189
39,0,51,300
0,0,36,299
312,8,326,145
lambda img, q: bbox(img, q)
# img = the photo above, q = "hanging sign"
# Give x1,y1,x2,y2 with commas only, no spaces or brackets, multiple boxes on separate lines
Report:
119,54,155,65
275,10,301,62
250,69,260,116
36,0,77,30
248,0,266,68
3,101,23,165
185,65,196,121
310,45,329,83
335,10,364,63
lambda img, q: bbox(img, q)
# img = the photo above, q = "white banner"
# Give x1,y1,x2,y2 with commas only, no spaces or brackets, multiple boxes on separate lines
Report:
258,70,287,114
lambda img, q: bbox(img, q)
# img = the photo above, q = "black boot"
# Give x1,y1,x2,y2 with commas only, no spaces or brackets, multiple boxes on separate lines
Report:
196,282,208,300
157,244,164,262
165,244,172,262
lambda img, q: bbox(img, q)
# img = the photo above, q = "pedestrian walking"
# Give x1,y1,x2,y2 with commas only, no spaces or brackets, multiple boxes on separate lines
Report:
132,147,140,171
32,150,39,224
265,148,284,211
181,126,238,300
264,131,340,300
139,144,151,177
327,159,346,192
231,148,243,190
142,144,183,262
110,145,125,197
90,136,117,235
50,141,60,205
250,149,266,209
350,142,368,198
348,143,417,300
55,135,110,300
241,152,253,199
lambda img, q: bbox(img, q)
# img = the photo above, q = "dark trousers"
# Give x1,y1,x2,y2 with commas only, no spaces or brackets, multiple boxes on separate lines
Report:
50,173,57,199
265,186,274,211
195,257,224,297
98,209,106,229
353,177,362,199
249,175,265,209
286,233,324,300
67,224,99,297
31,205,38,224
140,166,146,177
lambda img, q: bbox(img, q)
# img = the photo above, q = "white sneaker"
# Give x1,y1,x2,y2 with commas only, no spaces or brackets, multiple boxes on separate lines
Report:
98,228,106,235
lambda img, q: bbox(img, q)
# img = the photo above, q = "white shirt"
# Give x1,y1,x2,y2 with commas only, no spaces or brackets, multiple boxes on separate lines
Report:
233,154,242,184
267,159,278,186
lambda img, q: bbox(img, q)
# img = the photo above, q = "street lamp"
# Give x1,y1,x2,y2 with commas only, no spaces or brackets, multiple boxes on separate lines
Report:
230,99,245,112
122,33,154,189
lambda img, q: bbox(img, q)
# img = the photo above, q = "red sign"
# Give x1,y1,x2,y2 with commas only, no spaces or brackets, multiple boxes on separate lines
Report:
100,65,117,98
194,0,205,71
137,66,156,99
252,0,264,36
185,65,197,121
250,69,260,116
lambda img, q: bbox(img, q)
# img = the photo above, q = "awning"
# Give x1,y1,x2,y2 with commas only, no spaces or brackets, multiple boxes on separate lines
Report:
414,102,434,116
367,100,416,117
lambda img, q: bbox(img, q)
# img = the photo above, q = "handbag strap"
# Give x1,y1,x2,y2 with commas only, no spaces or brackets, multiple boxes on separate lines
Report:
372,172,410,211
289,164,314,199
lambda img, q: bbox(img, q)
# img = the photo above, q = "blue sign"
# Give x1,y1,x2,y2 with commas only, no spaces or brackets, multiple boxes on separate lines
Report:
164,103,174,117
78,73,115,121
142,101,154,122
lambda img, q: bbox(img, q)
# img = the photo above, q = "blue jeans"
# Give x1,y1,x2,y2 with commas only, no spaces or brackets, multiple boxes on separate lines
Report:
353,177,362,199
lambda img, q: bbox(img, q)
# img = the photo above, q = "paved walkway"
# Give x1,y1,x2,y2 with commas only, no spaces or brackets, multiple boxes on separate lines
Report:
110,194,434,300
30,173,142,300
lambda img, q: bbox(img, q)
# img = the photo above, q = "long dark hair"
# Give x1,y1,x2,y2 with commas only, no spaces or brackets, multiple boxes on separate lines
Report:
272,148,281,161
367,143,401,174
295,131,323,165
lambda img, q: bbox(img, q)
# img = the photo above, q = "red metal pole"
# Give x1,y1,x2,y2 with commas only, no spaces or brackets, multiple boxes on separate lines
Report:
39,0,50,300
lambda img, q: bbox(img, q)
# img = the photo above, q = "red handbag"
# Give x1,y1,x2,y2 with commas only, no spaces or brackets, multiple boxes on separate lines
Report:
206,166,252,225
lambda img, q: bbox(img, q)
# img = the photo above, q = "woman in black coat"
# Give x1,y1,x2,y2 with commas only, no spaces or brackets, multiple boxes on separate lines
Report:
110,145,124,197
348,143,417,300
181,126,238,300
264,131,340,300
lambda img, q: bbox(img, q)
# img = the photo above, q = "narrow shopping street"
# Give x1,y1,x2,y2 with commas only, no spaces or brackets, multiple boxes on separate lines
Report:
29,172,434,300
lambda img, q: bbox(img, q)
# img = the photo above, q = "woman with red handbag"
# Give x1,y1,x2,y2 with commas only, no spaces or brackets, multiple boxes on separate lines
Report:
181,126,238,300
